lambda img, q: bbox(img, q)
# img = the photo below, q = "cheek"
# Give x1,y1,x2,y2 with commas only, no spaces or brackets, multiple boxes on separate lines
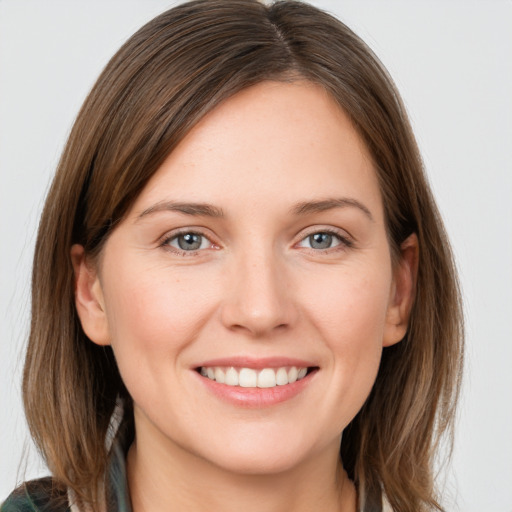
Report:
301,263,392,422
305,262,392,344
103,262,214,342
100,261,220,393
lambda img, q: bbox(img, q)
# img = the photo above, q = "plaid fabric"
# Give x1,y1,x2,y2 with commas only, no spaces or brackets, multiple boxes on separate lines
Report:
102,419,133,512
0,478,70,512
1,421,133,512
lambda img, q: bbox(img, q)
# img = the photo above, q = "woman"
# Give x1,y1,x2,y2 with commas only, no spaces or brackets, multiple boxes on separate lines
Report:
1,1,463,511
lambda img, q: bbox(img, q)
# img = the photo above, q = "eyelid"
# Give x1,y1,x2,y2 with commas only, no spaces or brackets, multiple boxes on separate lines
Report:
156,225,354,256
159,227,220,255
294,226,354,250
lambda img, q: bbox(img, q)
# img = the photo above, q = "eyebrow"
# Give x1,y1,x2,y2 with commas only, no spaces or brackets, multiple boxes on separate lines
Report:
291,198,374,221
136,201,225,220
136,197,373,222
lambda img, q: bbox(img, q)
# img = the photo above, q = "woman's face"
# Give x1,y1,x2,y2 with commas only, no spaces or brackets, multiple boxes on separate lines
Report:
74,81,414,475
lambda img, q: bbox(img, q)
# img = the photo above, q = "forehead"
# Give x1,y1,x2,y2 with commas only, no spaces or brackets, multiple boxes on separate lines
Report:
129,80,383,222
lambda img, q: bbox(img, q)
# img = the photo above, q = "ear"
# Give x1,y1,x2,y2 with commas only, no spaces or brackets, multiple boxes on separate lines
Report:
383,233,419,347
70,244,111,346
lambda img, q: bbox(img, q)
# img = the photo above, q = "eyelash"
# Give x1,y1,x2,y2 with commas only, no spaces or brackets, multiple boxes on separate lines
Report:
159,229,217,256
159,227,353,256
295,228,354,253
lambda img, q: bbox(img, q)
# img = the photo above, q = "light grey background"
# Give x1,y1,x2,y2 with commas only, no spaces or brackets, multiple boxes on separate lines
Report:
1,1,511,510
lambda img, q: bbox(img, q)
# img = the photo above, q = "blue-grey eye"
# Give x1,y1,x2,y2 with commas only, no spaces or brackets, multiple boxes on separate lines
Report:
169,232,209,251
298,232,342,250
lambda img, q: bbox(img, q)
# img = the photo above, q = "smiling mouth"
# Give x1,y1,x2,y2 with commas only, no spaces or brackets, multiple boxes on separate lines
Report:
197,366,317,388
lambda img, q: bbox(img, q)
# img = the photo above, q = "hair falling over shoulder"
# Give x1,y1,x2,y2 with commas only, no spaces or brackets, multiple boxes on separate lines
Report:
22,1,463,511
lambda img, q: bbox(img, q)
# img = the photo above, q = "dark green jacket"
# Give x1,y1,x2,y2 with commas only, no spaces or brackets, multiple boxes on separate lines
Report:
1,421,132,512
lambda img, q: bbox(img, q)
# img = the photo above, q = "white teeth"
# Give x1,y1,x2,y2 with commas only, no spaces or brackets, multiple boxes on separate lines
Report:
297,367,307,379
200,365,311,388
257,368,276,388
239,368,257,387
276,367,288,386
288,366,298,383
225,367,239,386
214,367,225,384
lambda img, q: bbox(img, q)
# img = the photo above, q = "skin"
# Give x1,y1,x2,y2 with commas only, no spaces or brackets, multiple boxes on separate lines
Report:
72,80,417,512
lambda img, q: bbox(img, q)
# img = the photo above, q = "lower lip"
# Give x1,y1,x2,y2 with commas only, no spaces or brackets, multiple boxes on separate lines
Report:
194,370,317,408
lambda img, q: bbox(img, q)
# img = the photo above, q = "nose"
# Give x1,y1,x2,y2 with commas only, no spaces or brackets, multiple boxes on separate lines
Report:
220,249,298,338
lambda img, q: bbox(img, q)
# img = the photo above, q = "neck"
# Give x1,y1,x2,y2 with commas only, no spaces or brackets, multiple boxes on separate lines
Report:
126,414,356,512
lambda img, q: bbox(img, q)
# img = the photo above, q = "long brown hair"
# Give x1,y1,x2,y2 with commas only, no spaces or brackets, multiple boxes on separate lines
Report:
22,1,463,510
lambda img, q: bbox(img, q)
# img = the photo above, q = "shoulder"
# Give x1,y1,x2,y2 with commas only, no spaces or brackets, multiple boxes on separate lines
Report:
1,478,69,512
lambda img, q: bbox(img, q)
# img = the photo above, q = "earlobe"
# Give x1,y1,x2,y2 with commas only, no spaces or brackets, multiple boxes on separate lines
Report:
70,244,111,346
383,233,419,347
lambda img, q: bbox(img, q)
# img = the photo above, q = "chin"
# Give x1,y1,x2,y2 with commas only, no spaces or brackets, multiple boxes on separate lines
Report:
208,449,308,476
194,429,330,477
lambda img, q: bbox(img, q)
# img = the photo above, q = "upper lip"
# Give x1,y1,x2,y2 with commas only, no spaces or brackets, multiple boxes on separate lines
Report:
194,356,318,370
